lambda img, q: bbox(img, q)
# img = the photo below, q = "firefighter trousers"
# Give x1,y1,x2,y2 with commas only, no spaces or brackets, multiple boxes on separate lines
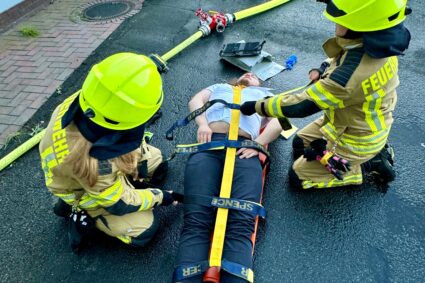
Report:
292,117,377,189
90,143,164,247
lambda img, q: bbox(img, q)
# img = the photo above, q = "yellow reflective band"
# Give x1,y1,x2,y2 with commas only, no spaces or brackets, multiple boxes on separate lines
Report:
341,138,387,155
176,143,224,151
89,179,124,207
242,268,254,283
267,96,276,117
266,95,284,118
316,82,344,108
55,193,76,205
363,89,387,132
321,123,338,142
40,146,58,186
276,95,284,117
97,180,124,206
307,82,344,109
322,125,389,156
343,135,387,148
325,108,335,124
209,85,242,268
341,129,389,143
275,83,309,96
307,87,329,109
137,189,154,211
389,56,398,73
116,235,131,244
79,194,98,209
302,173,363,189
79,180,123,209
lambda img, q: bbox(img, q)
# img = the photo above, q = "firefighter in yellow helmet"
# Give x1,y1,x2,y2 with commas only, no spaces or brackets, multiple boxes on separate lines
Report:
240,0,411,189
39,53,180,251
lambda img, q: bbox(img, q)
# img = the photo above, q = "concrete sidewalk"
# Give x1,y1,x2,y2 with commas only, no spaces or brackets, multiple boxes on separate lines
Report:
0,0,143,146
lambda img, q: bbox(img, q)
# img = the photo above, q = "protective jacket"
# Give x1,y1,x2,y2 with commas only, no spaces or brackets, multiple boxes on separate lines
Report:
255,37,399,157
39,93,164,218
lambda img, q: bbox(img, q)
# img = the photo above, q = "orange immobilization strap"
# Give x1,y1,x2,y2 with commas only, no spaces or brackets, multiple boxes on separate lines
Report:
209,85,242,268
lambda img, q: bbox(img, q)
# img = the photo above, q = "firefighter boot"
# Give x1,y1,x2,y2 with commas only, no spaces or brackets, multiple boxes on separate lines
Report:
362,144,395,184
53,198,72,218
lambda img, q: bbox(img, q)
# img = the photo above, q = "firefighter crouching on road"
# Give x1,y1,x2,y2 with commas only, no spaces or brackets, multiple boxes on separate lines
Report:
240,0,411,189
39,53,178,251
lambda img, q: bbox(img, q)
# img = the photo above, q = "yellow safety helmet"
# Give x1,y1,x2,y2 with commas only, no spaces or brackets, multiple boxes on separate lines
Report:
79,52,163,130
323,0,408,32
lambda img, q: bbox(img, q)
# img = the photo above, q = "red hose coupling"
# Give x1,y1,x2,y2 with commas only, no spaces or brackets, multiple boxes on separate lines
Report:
211,13,227,33
195,8,228,33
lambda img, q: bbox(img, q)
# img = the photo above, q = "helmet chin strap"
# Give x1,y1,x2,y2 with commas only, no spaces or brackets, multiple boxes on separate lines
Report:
342,29,362,39
61,94,146,160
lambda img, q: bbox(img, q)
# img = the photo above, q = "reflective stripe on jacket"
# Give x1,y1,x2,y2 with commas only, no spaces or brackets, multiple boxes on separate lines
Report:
39,93,163,214
255,37,398,156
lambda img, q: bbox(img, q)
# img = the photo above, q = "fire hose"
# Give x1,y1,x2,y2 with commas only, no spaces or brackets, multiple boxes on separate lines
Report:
0,0,292,172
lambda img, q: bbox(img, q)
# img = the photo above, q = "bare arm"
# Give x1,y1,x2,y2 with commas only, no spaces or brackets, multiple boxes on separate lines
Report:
188,88,211,126
255,118,282,146
188,88,213,143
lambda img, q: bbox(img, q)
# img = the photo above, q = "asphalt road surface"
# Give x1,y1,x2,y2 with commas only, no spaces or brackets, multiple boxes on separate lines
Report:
1,0,424,282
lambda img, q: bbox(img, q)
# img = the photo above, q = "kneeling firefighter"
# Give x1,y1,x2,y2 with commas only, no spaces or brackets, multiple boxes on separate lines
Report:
39,53,179,251
240,0,411,189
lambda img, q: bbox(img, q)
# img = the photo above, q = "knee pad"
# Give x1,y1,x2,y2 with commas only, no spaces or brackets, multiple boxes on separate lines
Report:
288,166,302,189
292,135,305,160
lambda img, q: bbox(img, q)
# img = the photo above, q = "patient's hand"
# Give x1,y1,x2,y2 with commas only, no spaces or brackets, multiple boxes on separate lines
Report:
237,148,259,159
197,124,212,143
309,69,320,82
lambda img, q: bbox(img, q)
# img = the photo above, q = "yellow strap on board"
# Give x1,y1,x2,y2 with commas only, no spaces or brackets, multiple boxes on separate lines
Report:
209,85,243,268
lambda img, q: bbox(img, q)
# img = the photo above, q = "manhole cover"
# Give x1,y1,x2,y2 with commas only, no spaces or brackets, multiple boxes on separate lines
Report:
81,1,135,21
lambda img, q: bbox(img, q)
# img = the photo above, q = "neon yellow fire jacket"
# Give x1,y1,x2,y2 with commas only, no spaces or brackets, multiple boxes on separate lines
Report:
39,93,163,215
255,37,399,156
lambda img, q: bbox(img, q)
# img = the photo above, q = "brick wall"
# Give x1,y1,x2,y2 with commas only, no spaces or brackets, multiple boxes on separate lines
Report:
0,0,51,33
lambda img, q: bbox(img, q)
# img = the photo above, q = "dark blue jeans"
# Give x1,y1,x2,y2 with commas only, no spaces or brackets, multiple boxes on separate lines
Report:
175,134,263,283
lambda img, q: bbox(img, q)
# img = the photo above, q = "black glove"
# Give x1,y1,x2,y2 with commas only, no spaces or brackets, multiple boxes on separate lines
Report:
240,101,257,116
304,148,318,161
310,138,327,153
161,191,184,206
308,61,330,79
326,154,351,173
304,139,327,161
171,192,184,203
303,139,351,180
161,191,174,206
68,209,96,253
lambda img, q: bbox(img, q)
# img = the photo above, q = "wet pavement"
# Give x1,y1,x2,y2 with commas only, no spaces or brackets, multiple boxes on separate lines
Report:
0,0,424,282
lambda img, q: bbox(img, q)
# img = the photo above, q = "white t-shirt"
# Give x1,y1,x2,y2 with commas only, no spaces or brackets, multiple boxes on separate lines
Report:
205,83,272,140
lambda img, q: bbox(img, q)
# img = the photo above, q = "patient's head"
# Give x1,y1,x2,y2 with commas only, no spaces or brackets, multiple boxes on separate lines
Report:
235,73,261,87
